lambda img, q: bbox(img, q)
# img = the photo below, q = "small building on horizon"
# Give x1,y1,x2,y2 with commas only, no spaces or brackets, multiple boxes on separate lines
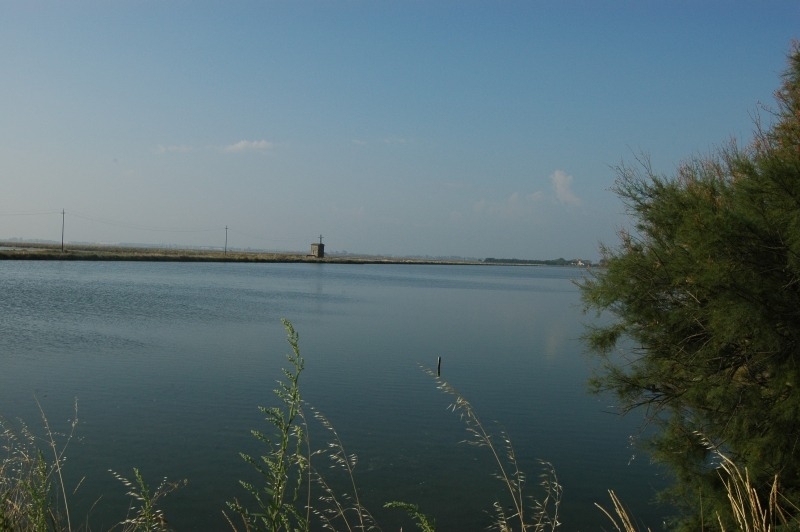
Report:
310,235,324,258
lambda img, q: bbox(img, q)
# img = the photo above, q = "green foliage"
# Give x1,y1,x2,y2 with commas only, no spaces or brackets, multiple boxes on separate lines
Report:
228,318,311,532
0,400,79,531
1,401,184,532
0,424,51,532
384,502,436,532
227,319,381,532
227,321,561,531
580,43,800,530
110,468,187,531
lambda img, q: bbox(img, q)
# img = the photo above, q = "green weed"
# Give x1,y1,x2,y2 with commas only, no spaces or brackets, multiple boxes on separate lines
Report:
5,319,799,531
0,399,79,531
424,367,562,532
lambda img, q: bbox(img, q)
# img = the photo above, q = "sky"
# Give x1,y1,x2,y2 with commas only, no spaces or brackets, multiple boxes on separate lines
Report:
1,1,798,260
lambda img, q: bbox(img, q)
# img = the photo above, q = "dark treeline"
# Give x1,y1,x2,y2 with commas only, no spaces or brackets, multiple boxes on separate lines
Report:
483,257,590,266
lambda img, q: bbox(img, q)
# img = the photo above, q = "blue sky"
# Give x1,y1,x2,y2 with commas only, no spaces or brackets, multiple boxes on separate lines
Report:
1,1,797,259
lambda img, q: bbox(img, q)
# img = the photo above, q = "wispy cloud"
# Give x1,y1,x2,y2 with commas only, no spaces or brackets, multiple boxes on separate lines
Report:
528,190,545,202
222,139,274,153
155,140,275,154
468,172,579,222
350,137,410,146
155,144,193,154
473,191,536,218
549,170,582,206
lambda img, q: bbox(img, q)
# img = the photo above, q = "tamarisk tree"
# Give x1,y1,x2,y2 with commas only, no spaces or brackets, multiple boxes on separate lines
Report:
580,44,800,530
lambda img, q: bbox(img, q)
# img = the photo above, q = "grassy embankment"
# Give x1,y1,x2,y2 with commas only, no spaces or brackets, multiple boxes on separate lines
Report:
0,242,481,265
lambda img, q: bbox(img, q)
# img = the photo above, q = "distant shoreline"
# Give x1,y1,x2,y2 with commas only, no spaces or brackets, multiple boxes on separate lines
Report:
0,241,594,267
0,241,484,266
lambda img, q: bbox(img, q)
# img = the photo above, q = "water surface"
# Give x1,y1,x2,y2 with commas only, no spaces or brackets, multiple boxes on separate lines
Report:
0,261,666,530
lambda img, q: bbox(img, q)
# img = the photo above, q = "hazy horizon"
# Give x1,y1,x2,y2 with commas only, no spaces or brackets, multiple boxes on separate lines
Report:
2,234,596,262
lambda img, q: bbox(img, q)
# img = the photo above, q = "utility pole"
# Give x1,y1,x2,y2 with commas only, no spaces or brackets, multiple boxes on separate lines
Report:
224,226,228,255
61,209,65,252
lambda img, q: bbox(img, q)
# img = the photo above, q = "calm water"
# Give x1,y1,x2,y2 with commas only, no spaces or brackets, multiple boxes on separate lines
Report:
0,261,667,530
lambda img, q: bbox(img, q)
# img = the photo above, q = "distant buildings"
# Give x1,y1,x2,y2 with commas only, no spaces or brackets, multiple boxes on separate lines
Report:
311,235,324,258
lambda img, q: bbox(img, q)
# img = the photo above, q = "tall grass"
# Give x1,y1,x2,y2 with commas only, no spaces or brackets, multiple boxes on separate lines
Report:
3,319,800,530
225,318,378,532
594,438,800,532
109,468,187,531
226,321,563,531
0,399,79,531
0,401,184,532
226,318,313,531
711,438,797,532
423,367,562,531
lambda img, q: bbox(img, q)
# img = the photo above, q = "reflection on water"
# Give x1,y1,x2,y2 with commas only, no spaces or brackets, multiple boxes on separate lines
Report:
0,261,667,530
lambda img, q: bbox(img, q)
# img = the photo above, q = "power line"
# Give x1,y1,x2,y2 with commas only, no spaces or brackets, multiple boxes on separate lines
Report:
226,228,305,247
1,208,310,250
0,210,62,216
68,211,220,233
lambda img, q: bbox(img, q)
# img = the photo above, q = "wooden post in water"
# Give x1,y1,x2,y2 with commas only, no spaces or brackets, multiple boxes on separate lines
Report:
437,356,441,377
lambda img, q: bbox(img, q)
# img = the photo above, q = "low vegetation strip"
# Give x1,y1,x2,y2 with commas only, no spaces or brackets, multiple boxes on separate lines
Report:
0,242,480,265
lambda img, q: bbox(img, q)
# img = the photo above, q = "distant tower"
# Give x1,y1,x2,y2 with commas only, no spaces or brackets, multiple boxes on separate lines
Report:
310,234,325,258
